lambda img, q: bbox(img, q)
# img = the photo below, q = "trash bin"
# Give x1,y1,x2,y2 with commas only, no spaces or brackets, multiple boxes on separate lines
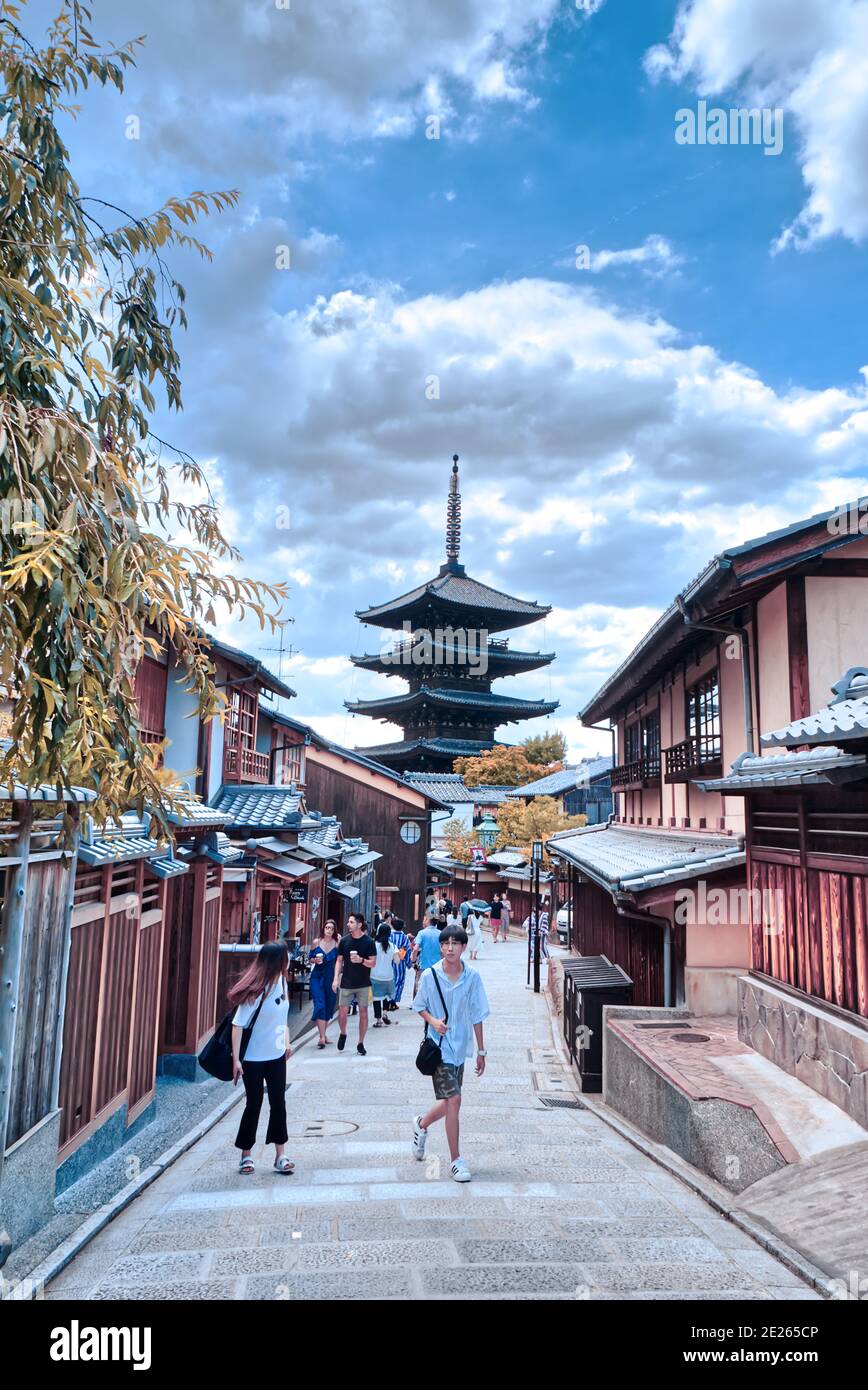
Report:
562,955,632,1092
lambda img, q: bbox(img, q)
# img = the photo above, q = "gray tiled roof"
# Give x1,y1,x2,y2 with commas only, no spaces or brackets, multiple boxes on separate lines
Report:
357,568,550,626
210,784,303,829
358,737,500,759
403,772,514,804
761,672,868,749
0,744,95,803
696,747,868,791
78,813,160,867
507,758,613,798
347,687,558,715
547,823,744,896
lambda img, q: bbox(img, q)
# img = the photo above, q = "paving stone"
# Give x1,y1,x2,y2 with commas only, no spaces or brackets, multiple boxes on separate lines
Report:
338,1218,496,1242
768,1285,822,1300
296,1238,458,1269
556,1217,699,1239
127,1225,262,1254
723,1249,809,1286
245,1270,416,1300
258,1222,332,1245
92,1280,240,1300
457,1238,612,1264
604,1236,729,1262
581,1262,763,1292
211,1246,300,1276
92,1250,208,1286
423,1264,586,1294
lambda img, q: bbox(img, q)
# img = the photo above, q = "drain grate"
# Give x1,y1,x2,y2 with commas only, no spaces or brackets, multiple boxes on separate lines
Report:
538,1096,586,1110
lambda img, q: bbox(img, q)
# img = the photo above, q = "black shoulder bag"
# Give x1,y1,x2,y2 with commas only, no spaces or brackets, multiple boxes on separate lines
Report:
198,989,269,1081
415,968,449,1076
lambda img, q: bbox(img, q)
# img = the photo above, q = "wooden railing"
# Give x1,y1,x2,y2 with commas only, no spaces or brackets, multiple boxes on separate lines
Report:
223,740,270,784
611,757,660,789
664,733,721,780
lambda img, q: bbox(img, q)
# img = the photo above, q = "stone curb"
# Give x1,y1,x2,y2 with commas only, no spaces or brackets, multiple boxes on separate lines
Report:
6,1025,321,1302
540,978,837,1301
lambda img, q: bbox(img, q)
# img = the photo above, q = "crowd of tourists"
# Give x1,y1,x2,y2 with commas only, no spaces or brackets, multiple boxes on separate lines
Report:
225,888,553,1184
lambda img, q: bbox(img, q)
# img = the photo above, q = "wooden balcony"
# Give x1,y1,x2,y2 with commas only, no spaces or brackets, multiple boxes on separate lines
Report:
223,740,270,784
611,757,660,790
663,733,722,783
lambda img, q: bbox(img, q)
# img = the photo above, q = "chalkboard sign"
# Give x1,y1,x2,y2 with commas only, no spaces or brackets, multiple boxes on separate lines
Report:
288,883,308,903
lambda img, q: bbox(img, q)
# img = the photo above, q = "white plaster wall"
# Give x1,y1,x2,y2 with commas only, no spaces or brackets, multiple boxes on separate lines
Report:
163,657,203,793
756,582,790,737
805,575,868,710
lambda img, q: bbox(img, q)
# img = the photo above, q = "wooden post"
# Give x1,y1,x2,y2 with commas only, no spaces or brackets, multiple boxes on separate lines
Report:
0,802,33,1266
50,805,81,1112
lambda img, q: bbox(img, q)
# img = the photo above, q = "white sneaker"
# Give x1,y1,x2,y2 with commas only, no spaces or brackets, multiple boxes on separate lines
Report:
450,1157,471,1183
412,1115,428,1161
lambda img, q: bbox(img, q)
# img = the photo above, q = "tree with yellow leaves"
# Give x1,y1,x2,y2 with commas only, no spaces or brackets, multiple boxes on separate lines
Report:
0,3,285,828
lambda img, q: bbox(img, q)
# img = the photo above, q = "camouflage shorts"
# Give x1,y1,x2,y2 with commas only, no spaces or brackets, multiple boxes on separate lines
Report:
432,1061,464,1099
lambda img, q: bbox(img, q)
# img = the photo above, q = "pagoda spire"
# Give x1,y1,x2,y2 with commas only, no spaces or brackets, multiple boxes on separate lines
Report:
446,454,461,563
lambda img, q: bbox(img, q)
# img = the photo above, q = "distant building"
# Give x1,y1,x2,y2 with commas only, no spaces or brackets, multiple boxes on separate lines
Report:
347,456,557,772
506,757,614,824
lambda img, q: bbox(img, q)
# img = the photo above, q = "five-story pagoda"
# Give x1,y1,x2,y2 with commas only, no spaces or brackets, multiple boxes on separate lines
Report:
347,456,558,772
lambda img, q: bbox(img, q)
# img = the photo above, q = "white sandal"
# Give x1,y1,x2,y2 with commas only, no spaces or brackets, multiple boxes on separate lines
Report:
238,1156,254,1175
274,1156,295,1175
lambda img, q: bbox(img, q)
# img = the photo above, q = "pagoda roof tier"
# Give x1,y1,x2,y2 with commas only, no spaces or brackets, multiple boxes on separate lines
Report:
353,736,499,772
350,642,555,678
355,562,551,634
345,687,559,722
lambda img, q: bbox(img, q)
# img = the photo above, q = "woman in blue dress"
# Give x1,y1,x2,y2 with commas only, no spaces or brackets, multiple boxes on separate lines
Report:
308,919,340,1048
388,913,413,1009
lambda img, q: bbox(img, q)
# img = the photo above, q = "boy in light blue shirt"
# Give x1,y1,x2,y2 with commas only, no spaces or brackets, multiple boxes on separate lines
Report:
411,926,490,1183
413,916,443,972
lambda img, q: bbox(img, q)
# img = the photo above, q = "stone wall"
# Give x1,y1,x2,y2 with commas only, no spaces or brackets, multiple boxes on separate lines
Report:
738,975,868,1130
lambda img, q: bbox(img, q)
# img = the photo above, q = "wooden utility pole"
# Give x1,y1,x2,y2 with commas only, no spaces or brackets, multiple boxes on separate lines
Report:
0,802,33,1267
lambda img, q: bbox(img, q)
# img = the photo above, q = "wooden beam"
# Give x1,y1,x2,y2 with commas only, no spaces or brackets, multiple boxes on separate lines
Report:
786,575,810,721
0,804,32,1264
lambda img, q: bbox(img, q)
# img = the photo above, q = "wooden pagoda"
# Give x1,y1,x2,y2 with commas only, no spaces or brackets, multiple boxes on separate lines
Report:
348,456,557,772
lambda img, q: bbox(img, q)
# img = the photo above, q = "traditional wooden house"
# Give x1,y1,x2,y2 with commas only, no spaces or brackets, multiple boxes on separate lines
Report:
402,771,514,845
694,666,868,1127
550,504,868,1012
0,775,92,1258
257,708,450,927
506,758,614,825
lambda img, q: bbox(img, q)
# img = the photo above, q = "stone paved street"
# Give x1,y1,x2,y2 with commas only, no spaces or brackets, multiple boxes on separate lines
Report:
45,943,821,1301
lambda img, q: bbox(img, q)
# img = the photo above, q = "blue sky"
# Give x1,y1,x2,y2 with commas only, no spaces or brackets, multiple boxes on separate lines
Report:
27,0,868,758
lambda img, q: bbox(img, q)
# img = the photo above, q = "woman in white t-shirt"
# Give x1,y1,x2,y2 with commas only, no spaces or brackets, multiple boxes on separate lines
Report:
371,922,398,1027
230,942,294,1175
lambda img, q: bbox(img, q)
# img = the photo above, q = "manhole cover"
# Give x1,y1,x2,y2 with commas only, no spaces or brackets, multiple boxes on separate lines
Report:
670,1032,710,1043
286,1119,359,1138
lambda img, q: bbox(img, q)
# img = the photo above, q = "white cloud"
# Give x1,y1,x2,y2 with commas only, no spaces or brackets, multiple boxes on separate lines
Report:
646,0,868,247
590,234,684,277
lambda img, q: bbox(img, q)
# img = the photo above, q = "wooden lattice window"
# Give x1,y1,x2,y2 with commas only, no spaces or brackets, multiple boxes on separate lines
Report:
686,672,721,762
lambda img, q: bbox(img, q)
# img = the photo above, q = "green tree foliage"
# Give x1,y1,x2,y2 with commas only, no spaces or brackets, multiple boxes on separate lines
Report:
0,3,286,827
493,796,586,863
442,818,477,865
522,731,568,766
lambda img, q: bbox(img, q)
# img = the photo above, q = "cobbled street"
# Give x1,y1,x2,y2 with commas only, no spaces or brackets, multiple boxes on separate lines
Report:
45,944,820,1301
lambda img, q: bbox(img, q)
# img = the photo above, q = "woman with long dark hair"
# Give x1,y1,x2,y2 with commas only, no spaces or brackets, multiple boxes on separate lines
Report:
308,918,340,1048
230,942,294,1175
371,920,398,1027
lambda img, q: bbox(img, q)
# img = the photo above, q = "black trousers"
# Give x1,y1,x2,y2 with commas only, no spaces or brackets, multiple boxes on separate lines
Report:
235,1055,288,1150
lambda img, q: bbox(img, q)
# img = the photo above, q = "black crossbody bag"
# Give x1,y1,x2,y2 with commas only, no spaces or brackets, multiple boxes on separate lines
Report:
415,968,449,1076
198,989,269,1082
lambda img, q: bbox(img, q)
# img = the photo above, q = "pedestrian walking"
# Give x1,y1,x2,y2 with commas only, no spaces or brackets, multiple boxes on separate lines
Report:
372,922,399,1027
524,908,550,961
308,919,340,1048
413,914,444,972
489,891,504,943
411,926,490,1183
500,892,511,938
333,912,377,1055
465,904,484,960
230,942,294,1176
459,894,471,925
388,914,413,1008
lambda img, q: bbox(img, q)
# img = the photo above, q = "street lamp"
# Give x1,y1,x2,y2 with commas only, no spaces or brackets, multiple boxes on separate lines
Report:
530,841,543,993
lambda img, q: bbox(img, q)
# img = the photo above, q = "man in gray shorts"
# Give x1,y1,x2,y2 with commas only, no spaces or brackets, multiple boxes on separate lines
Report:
410,926,490,1182
332,913,376,1055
